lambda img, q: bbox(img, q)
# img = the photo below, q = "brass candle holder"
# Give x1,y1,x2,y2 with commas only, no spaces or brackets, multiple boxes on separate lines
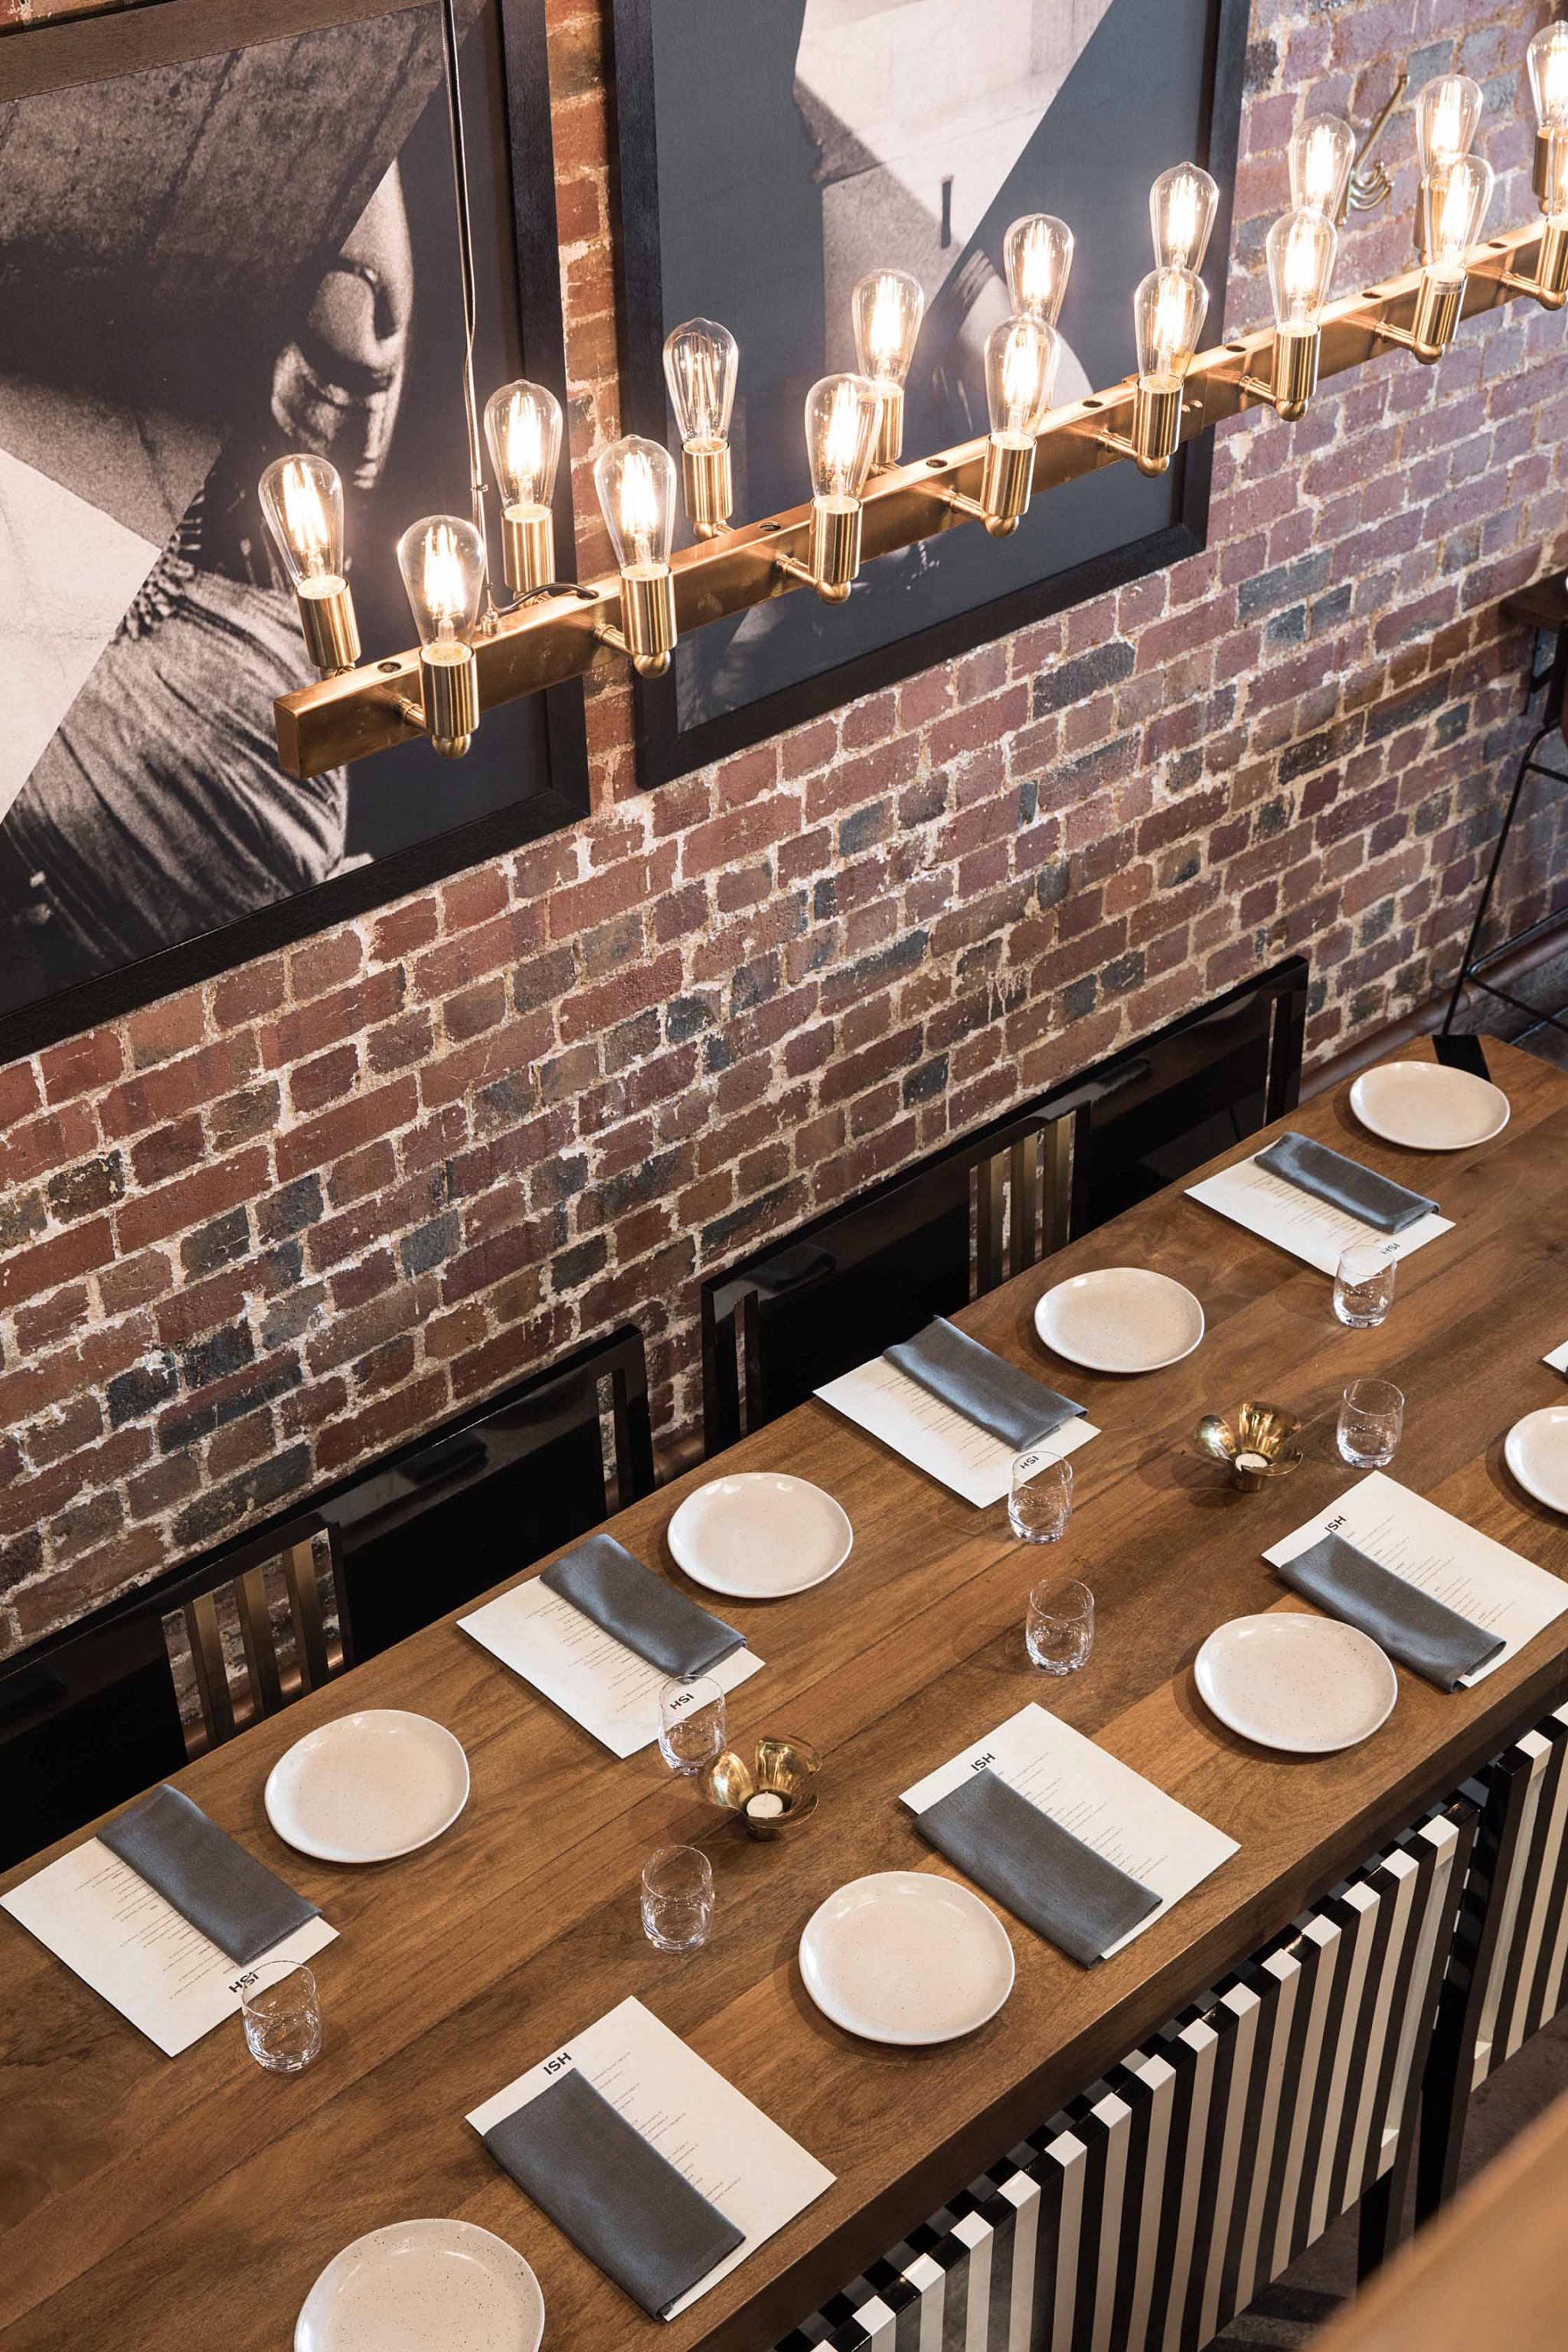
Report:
1194,1402,1305,1493
701,1735,822,1839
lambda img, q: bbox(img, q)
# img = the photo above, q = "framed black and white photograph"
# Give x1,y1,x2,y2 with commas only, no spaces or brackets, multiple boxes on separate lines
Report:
612,0,1249,787
0,0,583,1059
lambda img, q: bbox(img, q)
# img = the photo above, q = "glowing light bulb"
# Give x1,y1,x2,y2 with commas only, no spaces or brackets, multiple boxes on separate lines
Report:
1288,115,1355,220
397,514,485,756
484,380,561,510
805,374,882,504
985,316,1060,442
1135,264,1208,387
591,436,678,675
483,380,561,593
1149,162,1219,272
1267,208,1337,332
593,436,676,573
1425,151,1494,285
1414,73,1481,173
258,454,359,674
1529,21,1568,128
398,515,485,648
662,320,738,536
1003,214,1074,325
851,269,923,387
663,318,738,446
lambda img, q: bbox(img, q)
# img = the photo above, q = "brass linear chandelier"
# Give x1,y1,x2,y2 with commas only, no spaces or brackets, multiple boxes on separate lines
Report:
266,32,1568,782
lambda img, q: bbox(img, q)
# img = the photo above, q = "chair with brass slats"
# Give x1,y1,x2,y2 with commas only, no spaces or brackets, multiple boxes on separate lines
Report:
172,1517,351,1759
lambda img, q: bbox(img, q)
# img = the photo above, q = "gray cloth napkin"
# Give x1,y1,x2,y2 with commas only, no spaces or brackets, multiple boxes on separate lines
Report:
98,1784,318,1965
1278,1529,1504,1690
541,1534,743,1678
916,1768,1161,1968
482,2069,744,2317
886,1317,1085,1452
1255,1132,1437,1235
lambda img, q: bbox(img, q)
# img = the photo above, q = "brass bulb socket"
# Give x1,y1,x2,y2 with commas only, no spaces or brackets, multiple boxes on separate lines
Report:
1131,380,1184,476
1534,217,1568,308
873,384,905,469
296,576,360,676
1534,126,1567,213
1411,273,1462,363
682,440,733,538
979,434,1035,535
419,641,478,758
501,503,554,595
808,496,861,602
1272,327,1319,421
619,563,678,677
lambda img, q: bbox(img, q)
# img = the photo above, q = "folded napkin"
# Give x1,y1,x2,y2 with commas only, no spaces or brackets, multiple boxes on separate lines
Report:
483,2069,744,2317
1254,1132,1437,1236
1278,1530,1504,1690
886,1317,1085,1452
916,1768,1160,1968
99,1785,318,1965
541,1534,743,1679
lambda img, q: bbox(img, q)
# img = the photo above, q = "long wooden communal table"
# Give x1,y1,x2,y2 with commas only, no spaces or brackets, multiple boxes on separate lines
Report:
4,1035,1568,2352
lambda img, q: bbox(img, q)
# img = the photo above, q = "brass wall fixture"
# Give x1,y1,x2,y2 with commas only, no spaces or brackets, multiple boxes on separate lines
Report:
266,38,1566,779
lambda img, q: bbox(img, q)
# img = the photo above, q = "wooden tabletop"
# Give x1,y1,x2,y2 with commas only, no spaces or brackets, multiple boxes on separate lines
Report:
1308,2075,1568,2350
4,1036,1568,2352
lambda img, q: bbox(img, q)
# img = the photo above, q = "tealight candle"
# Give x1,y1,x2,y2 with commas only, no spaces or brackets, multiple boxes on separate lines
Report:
1235,1451,1269,1475
745,1791,786,1822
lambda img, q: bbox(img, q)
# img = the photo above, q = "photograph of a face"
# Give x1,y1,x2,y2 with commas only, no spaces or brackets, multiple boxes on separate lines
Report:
614,0,1244,783
0,0,580,1050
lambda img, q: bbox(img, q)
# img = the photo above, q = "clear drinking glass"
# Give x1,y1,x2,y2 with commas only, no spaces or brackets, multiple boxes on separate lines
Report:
1026,1578,1096,1674
1334,1237,1400,1327
1338,1377,1405,1467
1008,1448,1073,1543
658,1674,727,1776
240,1961,322,2074
640,1844,714,1954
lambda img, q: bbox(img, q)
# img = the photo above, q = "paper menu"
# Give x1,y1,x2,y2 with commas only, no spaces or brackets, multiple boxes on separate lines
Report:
0,1838,336,2057
1545,1339,1568,1374
816,1354,1099,1507
1186,1152,1452,1276
458,1576,763,1758
901,1703,1238,1957
1263,1471,1568,1687
466,1994,834,2320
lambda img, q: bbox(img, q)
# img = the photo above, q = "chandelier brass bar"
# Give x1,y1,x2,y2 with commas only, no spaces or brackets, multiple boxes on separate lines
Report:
273,221,1547,782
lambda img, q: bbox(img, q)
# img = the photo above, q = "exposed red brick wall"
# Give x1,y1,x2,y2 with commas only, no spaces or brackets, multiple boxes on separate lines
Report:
2,0,1565,1651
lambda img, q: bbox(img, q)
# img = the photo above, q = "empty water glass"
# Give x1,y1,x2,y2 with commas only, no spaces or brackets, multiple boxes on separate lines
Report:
658,1674,727,1776
240,1961,322,2075
640,1844,714,1954
1338,1377,1404,1467
1334,1237,1400,1327
1009,1448,1073,1543
1026,1578,1096,1674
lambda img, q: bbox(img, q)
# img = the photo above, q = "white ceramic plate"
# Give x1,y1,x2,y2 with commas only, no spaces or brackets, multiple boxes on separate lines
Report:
1349,1060,1509,1151
266,1710,470,1864
1195,1615,1397,1754
295,2219,544,2352
666,1471,852,1599
1505,1406,1568,1514
1034,1266,1205,1374
799,1870,1014,2045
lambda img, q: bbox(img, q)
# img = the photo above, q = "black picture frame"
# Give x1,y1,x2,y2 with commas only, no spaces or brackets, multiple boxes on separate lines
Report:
609,0,1250,789
0,0,586,1064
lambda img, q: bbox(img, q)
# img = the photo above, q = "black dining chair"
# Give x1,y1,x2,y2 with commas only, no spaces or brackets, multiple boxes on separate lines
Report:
0,1322,657,1869
700,1096,1082,1454
1065,955,1308,1230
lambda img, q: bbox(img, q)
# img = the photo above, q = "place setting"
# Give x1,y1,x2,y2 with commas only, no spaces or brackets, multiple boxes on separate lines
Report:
817,1311,1100,1505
